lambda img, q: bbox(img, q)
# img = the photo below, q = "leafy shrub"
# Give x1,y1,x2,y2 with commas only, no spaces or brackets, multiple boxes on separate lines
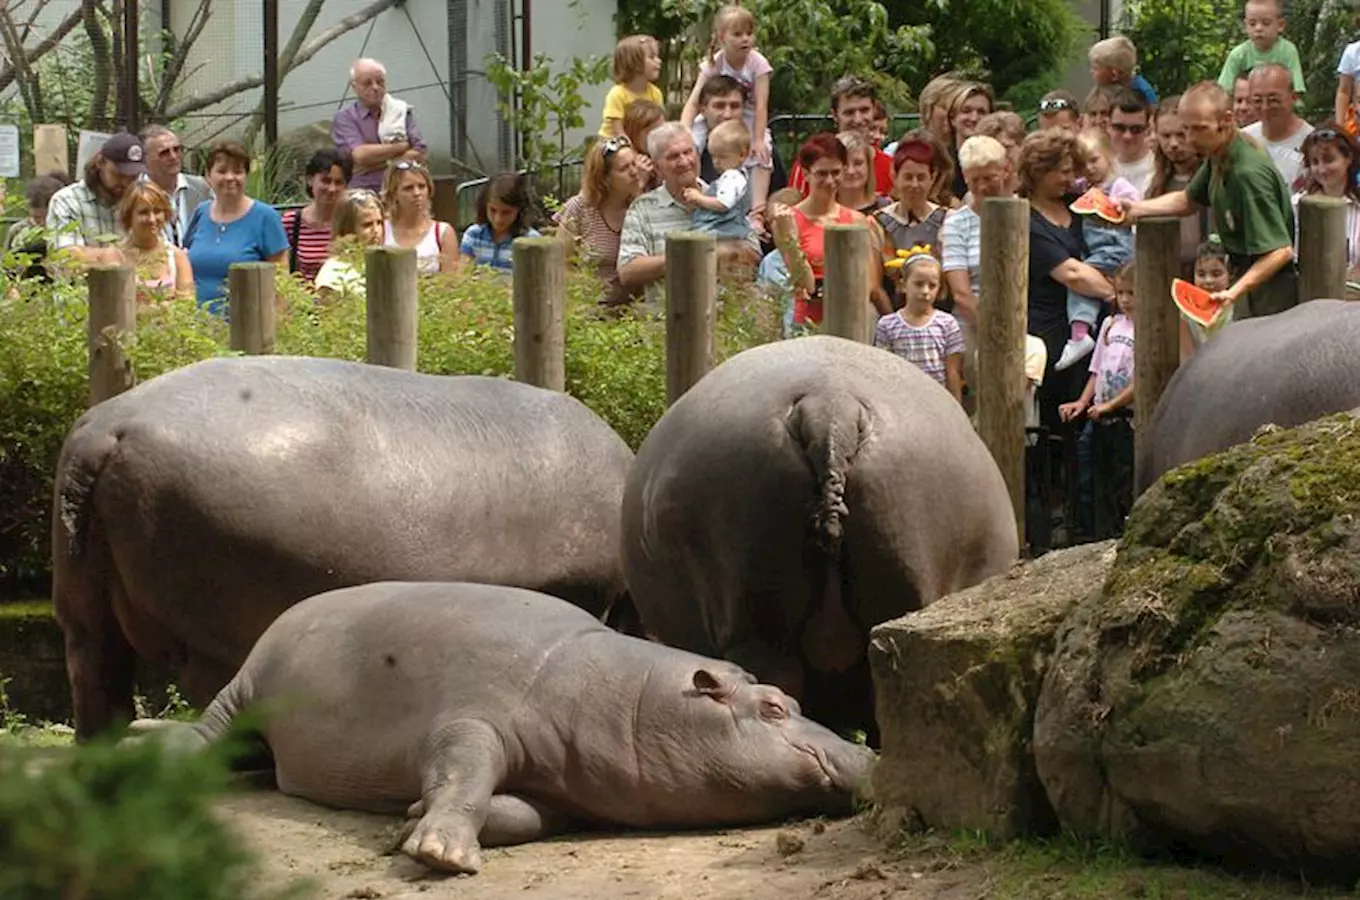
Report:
0,262,781,594
0,732,309,899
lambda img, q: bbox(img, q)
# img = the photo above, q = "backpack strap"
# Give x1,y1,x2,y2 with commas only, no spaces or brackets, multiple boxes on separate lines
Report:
287,209,302,274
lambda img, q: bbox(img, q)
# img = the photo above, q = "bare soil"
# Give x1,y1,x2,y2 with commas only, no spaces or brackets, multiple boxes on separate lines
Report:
221,787,991,900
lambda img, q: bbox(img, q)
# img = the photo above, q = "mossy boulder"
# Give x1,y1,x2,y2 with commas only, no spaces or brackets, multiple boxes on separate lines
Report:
869,541,1116,840
1034,410,1360,876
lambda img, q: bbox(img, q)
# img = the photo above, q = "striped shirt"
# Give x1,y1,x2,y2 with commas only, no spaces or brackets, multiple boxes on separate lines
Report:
554,194,625,295
873,309,965,385
1291,191,1360,273
459,222,541,271
940,205,982,297
281,208,331,283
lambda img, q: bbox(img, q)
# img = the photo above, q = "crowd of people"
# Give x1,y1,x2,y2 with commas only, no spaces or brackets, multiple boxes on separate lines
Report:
10,0,1360,550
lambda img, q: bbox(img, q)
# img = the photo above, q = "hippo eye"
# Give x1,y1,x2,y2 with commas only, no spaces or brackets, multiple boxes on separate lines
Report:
760,700,788,721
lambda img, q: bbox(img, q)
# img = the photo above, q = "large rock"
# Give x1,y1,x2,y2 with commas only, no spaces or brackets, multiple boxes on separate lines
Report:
1034,411,1360,875
869,541,1116,839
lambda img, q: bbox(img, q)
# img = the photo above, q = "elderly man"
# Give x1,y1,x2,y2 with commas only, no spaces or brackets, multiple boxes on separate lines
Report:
1126,81,1295,319
138,124,212,247
618,121,760,305
332,58,428,190
1242,62,1312,190
46,132,145,260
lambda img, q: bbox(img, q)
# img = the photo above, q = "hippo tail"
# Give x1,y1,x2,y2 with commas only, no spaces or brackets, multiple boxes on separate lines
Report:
788,390,868,556
54,423,120,559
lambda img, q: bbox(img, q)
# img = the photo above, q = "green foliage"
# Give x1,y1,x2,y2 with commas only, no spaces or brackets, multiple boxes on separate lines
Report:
0,732,309,899
1121,0,1355,114
0,263,782,589
486,52,612,176
616,0,1079,115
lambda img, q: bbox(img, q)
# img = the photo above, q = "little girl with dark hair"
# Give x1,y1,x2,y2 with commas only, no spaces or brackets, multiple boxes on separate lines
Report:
459,173,541,272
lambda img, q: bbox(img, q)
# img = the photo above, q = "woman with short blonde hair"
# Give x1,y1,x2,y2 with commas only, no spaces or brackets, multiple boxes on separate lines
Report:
113,180,194,301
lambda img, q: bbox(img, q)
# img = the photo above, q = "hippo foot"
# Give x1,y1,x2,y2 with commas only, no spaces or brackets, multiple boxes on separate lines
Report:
399,802,484,874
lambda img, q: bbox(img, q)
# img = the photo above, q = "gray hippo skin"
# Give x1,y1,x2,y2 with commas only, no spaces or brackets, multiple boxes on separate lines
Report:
132,581,875,874
53,356,633,740
1136,299,1360,495
620,336,1019,731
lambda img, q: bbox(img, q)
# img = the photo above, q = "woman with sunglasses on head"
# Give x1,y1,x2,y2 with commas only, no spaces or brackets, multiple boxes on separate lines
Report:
1294,124,1360,299
554,135,645,306
381,159,458,273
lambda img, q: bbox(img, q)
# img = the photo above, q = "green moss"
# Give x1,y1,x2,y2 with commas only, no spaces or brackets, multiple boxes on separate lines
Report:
0,600,54,621
1105,413,1360,677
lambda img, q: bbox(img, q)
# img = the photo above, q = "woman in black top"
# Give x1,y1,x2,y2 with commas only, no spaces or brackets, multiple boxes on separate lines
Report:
1017,129,1117,426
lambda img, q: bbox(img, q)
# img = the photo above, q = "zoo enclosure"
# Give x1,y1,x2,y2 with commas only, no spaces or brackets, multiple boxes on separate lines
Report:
80,195,1354,551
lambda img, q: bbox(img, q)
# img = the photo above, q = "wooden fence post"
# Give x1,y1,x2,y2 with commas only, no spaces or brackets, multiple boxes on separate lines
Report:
976,197,1029,546
228,262,277,355
665,231,716,405
365,247,419,371
87,264,137,406
823,224,872,343
512,237,566,391
1133,218,1181,476
1297,194,1348,304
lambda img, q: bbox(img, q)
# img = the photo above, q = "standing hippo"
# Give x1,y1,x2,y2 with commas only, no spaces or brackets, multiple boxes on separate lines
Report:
53,356,633,740
620,336,1018,732
1136,300,1360,495
130,581,875,874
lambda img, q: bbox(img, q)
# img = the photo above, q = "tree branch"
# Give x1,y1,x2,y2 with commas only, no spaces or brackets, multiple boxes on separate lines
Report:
0,3,83,95
154,0,212,117
0,3,41,120
164,0,399,119
241,0,325,146
83,0,112,130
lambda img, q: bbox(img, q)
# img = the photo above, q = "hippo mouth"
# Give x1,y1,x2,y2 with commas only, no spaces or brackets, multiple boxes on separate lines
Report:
795,741,838,790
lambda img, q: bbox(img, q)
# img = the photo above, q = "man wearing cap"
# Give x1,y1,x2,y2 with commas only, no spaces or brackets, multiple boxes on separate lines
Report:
45,132,145,260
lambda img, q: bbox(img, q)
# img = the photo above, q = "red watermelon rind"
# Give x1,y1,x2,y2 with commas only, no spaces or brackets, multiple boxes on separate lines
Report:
1171,278,1225,328
1069,187,1127,224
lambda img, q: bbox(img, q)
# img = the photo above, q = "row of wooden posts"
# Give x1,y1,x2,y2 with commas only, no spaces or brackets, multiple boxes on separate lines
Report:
84,194,1352,544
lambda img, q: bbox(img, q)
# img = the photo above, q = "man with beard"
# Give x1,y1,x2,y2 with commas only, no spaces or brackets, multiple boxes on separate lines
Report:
46,132,146,261
1126,81,1295,319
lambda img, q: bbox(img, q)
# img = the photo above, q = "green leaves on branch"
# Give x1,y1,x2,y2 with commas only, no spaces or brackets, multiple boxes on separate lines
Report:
485,52,611,177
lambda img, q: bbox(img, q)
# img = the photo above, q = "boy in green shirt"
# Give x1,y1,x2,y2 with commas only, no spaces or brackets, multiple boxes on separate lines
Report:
1217,0,1306,94
1124,81,1297,319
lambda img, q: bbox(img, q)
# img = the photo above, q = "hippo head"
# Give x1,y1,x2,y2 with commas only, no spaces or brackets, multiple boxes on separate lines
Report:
634,662,876,826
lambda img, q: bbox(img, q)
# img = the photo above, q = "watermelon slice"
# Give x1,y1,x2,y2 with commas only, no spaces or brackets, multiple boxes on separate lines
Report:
1171,278,1228,328
1069,187,1127,224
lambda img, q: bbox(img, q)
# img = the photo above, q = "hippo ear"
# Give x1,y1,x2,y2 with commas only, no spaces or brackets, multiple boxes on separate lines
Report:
692,669,733,700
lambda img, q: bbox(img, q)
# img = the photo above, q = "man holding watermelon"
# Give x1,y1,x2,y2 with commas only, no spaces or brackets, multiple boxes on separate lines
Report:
1122,80,1297,319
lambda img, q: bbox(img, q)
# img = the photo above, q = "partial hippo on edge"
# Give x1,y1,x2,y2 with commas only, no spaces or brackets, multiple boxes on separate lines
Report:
130,581,875,874
620,336,1019,733
53,356,633,740
1136,299,1360,495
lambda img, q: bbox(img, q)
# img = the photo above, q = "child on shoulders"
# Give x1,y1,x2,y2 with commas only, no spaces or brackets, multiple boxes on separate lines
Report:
684,119,754,243
1219,0,1306,97
600,35,663,139
873,247,965,403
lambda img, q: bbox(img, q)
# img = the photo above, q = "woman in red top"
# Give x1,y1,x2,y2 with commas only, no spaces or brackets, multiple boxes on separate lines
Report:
770,133,878,328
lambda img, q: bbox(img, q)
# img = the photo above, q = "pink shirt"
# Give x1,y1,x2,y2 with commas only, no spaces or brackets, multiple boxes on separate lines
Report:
1090,313,1135,406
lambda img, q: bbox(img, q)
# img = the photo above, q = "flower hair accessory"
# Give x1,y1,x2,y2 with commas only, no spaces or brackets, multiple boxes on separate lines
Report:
1206,233,1224,249
883,244,935,272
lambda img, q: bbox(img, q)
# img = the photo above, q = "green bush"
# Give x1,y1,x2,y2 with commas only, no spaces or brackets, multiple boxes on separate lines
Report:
0,263,782,594
0,732,309,899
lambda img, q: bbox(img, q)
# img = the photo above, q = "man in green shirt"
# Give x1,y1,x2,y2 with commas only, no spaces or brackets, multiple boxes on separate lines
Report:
1125,81,1296,318
1216,0,1306,94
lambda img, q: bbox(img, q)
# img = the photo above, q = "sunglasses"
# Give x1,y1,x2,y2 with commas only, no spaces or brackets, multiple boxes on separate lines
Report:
345,188,381,200
1110,123,1147,135
601,135,632,158
1313,127,1346,142
393,160,427,171
1039,98,1074,113
157,144,184,158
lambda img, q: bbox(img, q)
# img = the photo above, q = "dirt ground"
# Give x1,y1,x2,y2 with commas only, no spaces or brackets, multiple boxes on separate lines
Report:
222,788,990,900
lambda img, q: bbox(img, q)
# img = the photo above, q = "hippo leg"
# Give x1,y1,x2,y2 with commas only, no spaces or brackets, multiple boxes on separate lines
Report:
800,562,863,676
404,794,570,848
400,720,505,873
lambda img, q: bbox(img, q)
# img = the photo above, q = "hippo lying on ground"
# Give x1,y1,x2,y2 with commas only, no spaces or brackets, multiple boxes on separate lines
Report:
53,356,633,740
130,581,875,873
1136,299,1360,495
620,336,1019,734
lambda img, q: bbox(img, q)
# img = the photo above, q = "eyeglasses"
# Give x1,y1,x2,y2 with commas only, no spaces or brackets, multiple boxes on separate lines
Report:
1110,123,1147,135
1039,98,1074,113
157,144,184,158
601,136,632,159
